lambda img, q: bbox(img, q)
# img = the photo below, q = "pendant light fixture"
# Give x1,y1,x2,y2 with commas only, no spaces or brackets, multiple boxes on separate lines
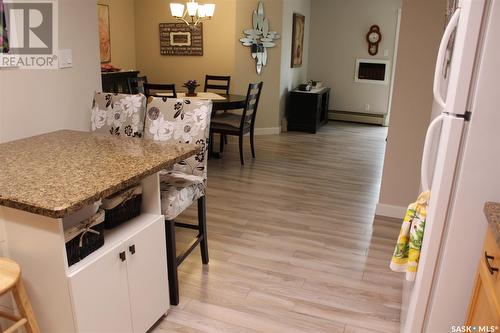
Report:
170,0,215,28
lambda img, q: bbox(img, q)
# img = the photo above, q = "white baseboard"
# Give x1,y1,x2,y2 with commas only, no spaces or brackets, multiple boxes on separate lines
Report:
375,203,406,219
253,127,281,135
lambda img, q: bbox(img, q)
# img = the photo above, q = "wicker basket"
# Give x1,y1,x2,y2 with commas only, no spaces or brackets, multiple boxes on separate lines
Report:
65,210,105,267
102,185,142,229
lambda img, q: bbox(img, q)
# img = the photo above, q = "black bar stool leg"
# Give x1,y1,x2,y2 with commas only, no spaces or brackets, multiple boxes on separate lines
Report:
219,133,224,153
208,132,214,159
198,196,209,265
165,219,179,306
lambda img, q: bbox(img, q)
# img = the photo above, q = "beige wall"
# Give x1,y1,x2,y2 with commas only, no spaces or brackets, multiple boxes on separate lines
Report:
0,0,101,249
308,0,402,114
0,0,101,143
279,0,311,127
134,0,284,131
99,0,137,70
377,0,446,213
134,0,236,93
233,0,283,130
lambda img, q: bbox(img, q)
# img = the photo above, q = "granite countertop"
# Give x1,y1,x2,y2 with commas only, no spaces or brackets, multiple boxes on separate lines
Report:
0,130,199,218
485,202,500,247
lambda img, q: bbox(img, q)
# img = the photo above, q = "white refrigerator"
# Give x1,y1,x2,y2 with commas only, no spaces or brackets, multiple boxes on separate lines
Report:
401,0,500,332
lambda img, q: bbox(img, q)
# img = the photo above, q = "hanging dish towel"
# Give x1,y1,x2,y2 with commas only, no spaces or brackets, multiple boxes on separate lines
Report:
390,191,431,281
0,0,8,53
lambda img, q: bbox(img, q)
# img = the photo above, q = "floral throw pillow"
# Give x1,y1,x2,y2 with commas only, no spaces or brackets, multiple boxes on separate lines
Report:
91,92,146,138
144,97,212,182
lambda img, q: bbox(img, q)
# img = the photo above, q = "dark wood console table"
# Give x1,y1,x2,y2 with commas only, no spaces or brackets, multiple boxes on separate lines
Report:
287,87,331,133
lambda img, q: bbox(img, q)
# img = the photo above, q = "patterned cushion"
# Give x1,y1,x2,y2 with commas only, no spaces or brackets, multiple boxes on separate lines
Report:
91,92,147,137
144,97,212,183
159,171,205,220
144,97,212,220
211,112,243,129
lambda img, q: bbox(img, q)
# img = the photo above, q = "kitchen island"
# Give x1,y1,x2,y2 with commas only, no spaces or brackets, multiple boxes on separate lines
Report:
0,130,199,332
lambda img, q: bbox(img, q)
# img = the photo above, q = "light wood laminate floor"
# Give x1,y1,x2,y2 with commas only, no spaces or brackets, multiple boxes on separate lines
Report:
153,122,403,333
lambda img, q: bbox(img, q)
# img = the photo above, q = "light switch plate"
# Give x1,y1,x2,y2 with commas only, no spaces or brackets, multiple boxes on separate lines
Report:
58,49,73,69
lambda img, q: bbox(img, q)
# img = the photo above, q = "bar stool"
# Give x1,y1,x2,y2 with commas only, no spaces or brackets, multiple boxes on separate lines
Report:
0,257,40,333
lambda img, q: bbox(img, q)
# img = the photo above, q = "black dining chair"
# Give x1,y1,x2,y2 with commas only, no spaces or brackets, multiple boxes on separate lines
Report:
205,75,231,145
204,75,231,94
210,82,263,165
144,83,177,98
127,76,148,94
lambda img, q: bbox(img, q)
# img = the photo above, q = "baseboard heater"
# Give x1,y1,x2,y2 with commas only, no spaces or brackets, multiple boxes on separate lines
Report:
329,110,386,125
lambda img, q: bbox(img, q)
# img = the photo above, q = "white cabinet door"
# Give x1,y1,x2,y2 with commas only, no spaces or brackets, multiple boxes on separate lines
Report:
69,246,133,333
126,217,169,333
125,217,169,333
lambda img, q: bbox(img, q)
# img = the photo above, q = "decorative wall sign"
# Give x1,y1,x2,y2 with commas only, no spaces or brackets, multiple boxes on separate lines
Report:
98,4,111,63
239,1,280,74
291,13,305,68
159,22,203,56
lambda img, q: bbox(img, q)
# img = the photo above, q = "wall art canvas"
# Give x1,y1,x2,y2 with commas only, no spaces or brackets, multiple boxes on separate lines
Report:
159,23,203,56
291,13,305,68
98,4,111,63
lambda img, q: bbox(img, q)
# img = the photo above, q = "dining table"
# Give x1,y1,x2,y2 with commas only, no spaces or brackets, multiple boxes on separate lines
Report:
155,92,247,113
211,93,246,112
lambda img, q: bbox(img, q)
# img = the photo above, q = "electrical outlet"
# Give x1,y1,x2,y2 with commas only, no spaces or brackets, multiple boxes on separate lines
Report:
365,104,370,112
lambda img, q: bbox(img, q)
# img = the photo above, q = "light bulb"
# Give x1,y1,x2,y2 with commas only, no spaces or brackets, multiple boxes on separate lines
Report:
205,4,215,17
170,3,184,17
186,1,199,17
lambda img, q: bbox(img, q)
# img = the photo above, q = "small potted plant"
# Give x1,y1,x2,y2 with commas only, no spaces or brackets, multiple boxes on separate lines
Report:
183,80,200,97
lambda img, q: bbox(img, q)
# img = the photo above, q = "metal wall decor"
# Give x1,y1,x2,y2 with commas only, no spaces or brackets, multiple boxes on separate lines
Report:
239,1,280,74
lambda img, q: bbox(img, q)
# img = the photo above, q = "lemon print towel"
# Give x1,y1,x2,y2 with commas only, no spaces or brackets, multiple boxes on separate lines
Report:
390,191,431,281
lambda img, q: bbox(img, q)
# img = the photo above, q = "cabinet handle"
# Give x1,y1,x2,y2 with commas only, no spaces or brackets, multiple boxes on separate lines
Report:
129,244,136,255
119,251,126,262
485,251,499,275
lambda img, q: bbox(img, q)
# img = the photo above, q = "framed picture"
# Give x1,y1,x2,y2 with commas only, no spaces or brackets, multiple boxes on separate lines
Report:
98,4,111,63
291,13,305,68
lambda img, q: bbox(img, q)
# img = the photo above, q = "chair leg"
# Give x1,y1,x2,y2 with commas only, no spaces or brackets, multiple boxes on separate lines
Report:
219,133,224,153
165,219,179,306
250,130,256,159
238,135,244,165
198,196,209,265
208,132,214,158
11,279,40,333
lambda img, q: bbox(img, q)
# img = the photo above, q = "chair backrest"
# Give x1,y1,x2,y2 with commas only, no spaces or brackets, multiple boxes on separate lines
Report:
240,81,264,129
144,83,177,98
91,92,147,138
204,75,231,94
144,97,213,182
127,76,148,95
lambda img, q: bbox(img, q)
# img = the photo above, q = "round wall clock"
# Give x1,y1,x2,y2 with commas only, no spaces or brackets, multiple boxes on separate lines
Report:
366,25,382,56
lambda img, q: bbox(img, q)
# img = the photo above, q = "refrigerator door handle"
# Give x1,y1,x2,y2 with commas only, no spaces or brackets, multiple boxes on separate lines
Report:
433,8,461,110
421,114,446,191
